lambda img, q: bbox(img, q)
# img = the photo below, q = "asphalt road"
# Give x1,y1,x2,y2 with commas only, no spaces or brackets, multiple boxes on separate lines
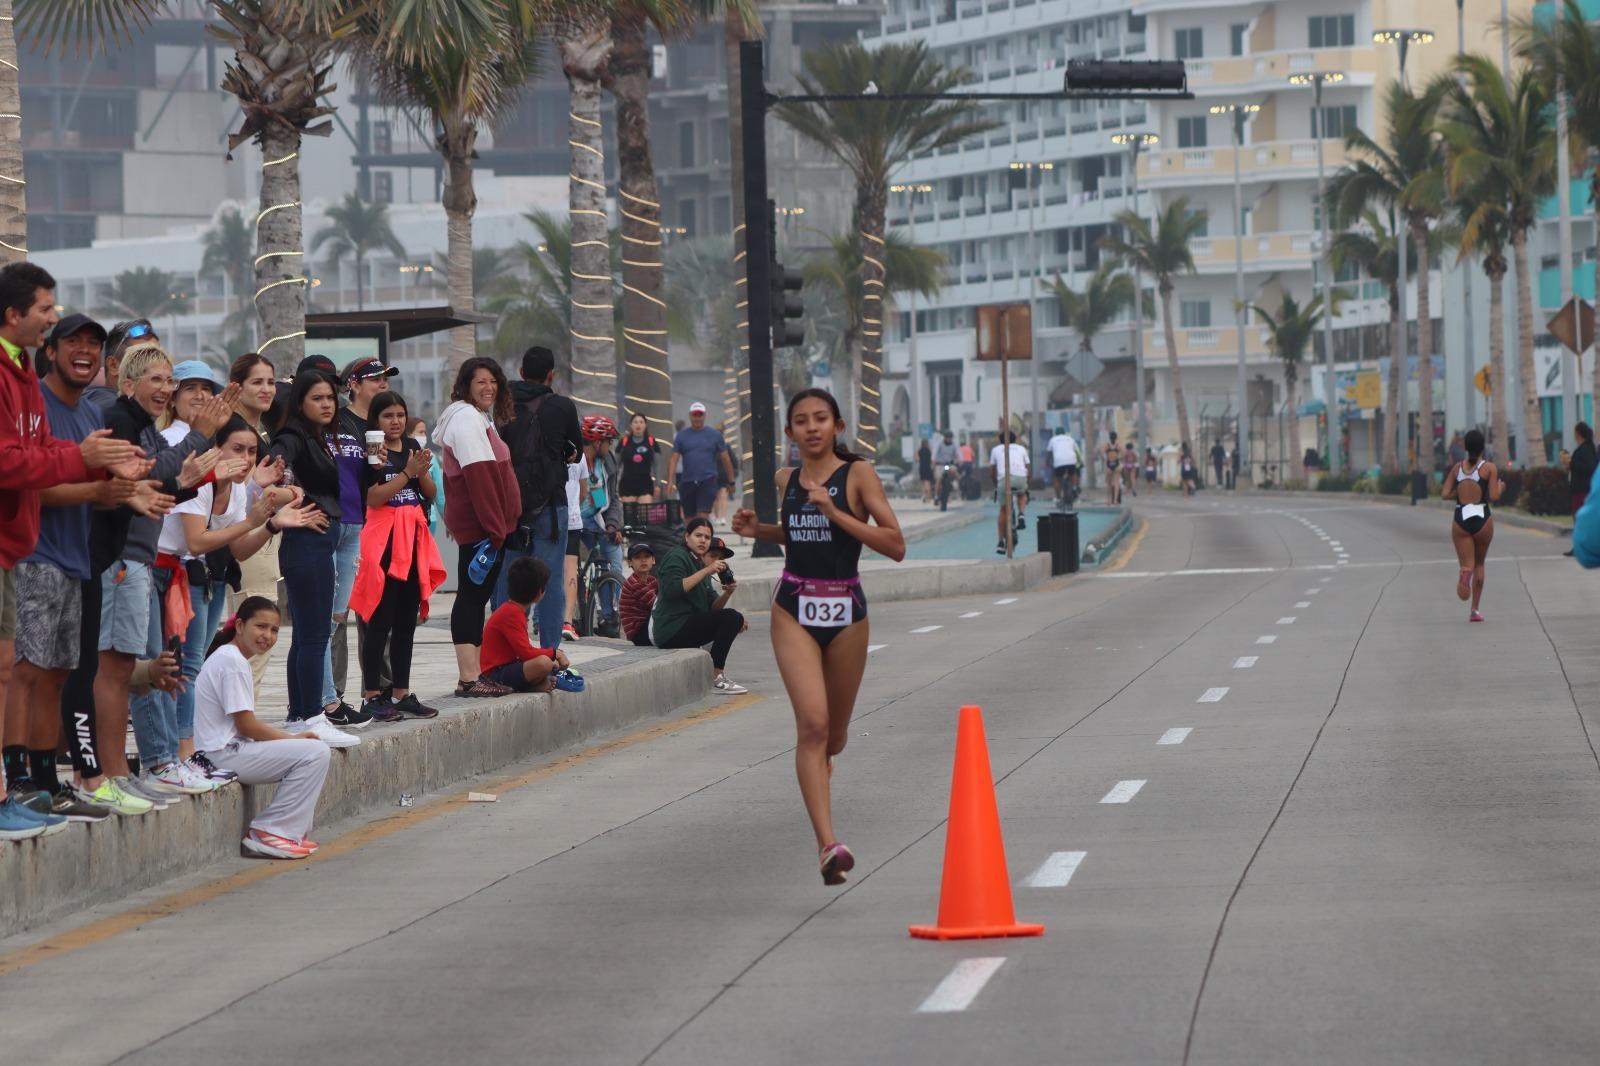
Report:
6,492,1600,1065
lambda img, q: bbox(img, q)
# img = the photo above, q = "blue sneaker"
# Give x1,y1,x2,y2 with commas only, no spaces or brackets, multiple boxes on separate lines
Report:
0,796,64,840
552,668,585,693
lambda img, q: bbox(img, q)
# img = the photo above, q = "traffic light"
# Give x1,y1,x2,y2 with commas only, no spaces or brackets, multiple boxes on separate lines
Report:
767,198,805,348
1064,59,1187,94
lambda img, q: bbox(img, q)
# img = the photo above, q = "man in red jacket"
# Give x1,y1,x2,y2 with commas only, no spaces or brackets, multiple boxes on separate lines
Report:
0,262,146,828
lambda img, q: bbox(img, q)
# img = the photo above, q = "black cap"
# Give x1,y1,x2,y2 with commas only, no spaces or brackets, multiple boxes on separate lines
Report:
46,313,107,349
343,355,398,384
707,537,736,559
627,542,656,560
295,354,337,379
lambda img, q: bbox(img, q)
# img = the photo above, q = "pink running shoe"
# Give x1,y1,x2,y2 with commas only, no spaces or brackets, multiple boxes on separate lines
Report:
1469,610,1485,623
242,828,314,860
819,842,855,886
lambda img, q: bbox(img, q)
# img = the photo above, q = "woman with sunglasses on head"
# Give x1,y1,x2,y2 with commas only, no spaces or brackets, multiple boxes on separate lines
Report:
733,388,905,886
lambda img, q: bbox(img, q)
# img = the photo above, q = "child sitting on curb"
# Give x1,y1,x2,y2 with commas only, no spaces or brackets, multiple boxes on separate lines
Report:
618,542,658,647
195,596,332,860
480,557,572,693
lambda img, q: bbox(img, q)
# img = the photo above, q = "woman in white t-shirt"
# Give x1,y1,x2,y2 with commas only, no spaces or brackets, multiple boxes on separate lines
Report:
147,415,314,787
989,432,1031,554
194,596,331,860
562,456,590,642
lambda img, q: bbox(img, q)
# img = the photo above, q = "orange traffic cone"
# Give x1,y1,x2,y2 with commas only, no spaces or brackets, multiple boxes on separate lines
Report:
909,705,1044,941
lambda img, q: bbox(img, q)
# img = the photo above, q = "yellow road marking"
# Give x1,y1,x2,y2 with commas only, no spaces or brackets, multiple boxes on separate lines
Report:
0,692,764,977
1101,517,1148,573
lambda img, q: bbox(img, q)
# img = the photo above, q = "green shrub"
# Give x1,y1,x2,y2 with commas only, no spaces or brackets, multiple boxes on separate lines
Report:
1498,468,1523,508
1377,473,1409,495
1352,475,1377,494
1520,467,1568,515
1316,474,1357,492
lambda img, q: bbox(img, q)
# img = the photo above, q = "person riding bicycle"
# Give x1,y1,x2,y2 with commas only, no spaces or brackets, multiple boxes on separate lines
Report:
932,431,959,467
579,414,624,637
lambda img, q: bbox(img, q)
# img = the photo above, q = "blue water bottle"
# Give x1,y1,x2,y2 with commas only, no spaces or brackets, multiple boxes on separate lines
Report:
467,538,498,585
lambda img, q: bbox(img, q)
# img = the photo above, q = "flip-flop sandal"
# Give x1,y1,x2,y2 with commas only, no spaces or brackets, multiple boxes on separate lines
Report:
819,842,855,886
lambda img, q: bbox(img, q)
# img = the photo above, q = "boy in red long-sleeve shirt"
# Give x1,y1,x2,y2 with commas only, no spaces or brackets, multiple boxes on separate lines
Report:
618,543,658,646
479,557,569,694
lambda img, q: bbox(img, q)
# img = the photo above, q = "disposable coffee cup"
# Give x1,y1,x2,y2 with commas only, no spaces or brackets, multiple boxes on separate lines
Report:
365,430,385,465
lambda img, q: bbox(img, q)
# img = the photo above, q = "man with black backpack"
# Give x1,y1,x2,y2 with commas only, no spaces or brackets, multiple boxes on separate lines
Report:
495,347,582,651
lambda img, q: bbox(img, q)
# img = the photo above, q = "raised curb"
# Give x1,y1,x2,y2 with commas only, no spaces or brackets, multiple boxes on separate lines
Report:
727,552,1051,613
1250,489,1571,536
0,647,710,939
1082,506,1134,564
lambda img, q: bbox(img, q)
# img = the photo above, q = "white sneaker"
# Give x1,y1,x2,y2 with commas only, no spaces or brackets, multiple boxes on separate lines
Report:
174,761,223,793
713,674,748,695
285,713,360,748
146,764,210,796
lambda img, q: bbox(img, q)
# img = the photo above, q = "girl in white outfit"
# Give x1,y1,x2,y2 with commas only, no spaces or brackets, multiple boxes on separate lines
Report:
194,596,332,859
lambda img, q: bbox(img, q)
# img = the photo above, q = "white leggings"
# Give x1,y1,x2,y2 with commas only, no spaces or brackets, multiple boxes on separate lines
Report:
205,738,331,841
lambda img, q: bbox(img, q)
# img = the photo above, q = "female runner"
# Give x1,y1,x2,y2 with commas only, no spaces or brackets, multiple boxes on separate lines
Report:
732,389,905,886
1441,429,1500,622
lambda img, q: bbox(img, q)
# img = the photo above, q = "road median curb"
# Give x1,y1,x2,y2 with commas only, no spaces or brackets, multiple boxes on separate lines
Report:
0,647,710,939
1249,489,1571,536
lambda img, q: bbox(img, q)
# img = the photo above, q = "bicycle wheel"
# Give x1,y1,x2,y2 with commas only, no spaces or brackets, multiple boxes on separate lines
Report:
583,573,624,638
574,558,598,636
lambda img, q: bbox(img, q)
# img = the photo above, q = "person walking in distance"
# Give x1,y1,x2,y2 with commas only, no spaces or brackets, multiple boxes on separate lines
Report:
1211,439,1227,489
666,402,735,521
733,388,905,885
1122,441,1139,498
1442,429,1501,622
1104,431,1122,505
1567,424,1596,558
617,412,660,504
1180,444,1198,496
435,358,522,694
495,347,581,651
917,437,934,503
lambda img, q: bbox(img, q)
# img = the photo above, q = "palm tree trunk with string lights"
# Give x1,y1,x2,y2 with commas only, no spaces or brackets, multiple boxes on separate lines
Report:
611,11,673,445
562,24,618,418
253,122,310,365
855,182,888,458
0,0,27,265
441,113,479,380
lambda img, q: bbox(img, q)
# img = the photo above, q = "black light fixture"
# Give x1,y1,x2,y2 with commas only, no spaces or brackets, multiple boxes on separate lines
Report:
1065,59,1187,95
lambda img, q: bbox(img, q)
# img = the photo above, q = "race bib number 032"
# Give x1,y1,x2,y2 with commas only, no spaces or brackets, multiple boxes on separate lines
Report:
797,595,850,627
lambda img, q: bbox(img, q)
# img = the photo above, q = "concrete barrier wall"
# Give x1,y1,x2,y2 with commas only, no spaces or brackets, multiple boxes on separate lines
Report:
1,648,710,939
727,553,1051,614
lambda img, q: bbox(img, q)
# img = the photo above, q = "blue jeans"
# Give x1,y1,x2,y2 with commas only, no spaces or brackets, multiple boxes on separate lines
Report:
129,566,174,768
280,523,338,721
321,520,362,707
580,522,623,619
491,506,569,651
180,578,229,741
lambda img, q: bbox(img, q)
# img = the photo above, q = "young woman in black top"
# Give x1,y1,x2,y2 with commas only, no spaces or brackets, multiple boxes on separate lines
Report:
733,389,905,886
618,412,659,502
267,370,353,742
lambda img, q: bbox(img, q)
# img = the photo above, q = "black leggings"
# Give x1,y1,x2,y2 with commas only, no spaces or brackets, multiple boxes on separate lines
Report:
364,563,420,693
659,608,744,670
451,540,504,647
60,573,102,778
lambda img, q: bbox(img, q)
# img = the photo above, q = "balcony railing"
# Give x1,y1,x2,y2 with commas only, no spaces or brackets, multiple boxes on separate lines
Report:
1139,138,1347,183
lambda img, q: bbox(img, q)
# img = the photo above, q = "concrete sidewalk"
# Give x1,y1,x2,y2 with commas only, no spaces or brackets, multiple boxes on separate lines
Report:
7,640,712,939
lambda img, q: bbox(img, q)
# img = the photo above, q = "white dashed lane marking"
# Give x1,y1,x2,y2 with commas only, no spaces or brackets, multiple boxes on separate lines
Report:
1198,687,1229,703
1233,656,1257,669
1256,635,1278,645
917,958,1007,1014
1305,588,1321,595
1023,851,1086,888
1101,779,1147,804
867,644,888,654
1158,728,1193,745
1277,617,1297,625
959,611,983,619
994,598,1019,605
1294,601,1311,608
911,625,943,634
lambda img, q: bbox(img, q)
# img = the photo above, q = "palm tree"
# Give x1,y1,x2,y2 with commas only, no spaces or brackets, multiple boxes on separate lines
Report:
431,246,517,303
1329,210,1404,473
96,266,193,322
347,8,537,379
665,233,738,364
1042,261,1145,488
1251,292,1329,480
1327,80,1449,472
309,191,408,313
20,0,359,365
1436,56,1556,464
201,206,256,349
1517,0,1600,425
1101,196,1208,455
774,40,995,456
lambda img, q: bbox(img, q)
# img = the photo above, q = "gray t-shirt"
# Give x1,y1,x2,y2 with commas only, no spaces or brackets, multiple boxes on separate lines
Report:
675,425,728,484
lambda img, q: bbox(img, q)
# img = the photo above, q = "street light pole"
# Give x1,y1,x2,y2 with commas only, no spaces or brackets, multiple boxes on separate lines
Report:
1010,158,1054,462
1456,0,1476,437
1212,102,1260,482
889,184,930,437
1373,29,1433,474
1290,72,1345,476
1112,131,1158,461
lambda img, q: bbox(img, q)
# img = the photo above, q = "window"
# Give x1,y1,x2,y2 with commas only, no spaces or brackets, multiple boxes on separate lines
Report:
679,199,697,236
1127,12,1146,34
1230,23,1248,56
373,172,393,204
1174,27,1203,59
1309,14,1355,48
678,122,695,168
1312,104,1358,139
1180,299,1212,328
1177,115,1207,148
1188,209,1209,237
372,120,393,155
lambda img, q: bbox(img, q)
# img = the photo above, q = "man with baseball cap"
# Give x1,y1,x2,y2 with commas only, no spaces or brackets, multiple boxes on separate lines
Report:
665,401,733,521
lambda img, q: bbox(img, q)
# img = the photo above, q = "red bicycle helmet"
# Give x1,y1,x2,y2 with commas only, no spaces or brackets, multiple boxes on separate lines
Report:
582,414,619,441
